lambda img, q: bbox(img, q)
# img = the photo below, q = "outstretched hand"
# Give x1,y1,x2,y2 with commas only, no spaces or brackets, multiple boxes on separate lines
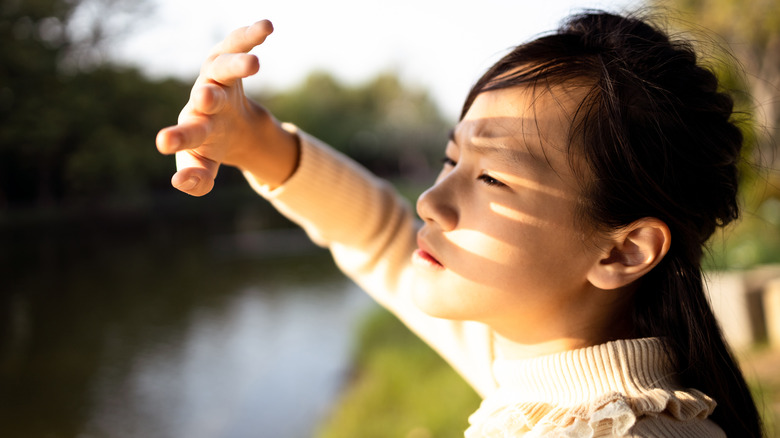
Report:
156,20,298,196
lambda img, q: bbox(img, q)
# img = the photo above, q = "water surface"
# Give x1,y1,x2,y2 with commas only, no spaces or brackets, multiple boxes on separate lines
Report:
0,225,373,438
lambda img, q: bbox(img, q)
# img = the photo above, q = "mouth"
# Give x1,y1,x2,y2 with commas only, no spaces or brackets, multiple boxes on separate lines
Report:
413,236,444,270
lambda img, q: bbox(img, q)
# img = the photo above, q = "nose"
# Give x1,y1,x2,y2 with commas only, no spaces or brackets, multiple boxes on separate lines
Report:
416,178,458,231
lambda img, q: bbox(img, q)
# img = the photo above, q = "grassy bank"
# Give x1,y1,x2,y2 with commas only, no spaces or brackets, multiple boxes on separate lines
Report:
316,308,481,438
741,345,780,437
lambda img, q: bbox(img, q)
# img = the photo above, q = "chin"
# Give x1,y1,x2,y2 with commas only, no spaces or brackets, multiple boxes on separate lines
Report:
411,286,478,321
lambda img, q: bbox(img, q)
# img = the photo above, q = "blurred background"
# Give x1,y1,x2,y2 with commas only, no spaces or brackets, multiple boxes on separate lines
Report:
1,0,778,437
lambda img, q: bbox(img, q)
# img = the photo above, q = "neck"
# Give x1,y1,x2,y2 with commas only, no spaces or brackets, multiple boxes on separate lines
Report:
490,293,635,361
491,334,591,360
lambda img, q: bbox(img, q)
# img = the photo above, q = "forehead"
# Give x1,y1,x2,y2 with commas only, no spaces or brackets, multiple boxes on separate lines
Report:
457,85,585,170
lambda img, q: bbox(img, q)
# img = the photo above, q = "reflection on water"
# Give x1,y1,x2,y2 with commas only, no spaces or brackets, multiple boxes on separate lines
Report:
0,225,373,438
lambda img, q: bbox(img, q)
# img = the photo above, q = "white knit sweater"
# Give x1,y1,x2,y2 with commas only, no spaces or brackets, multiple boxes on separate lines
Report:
247,126,725,437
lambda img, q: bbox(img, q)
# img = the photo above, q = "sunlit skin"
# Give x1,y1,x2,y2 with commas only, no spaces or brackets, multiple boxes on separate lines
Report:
156,21,299,195
157,20,669,362
413,86,635,359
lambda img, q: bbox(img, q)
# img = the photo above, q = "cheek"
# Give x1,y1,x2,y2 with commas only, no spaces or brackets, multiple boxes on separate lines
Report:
490,189,579,230
449,212,591,290
443,223,543,290
445,229,517,263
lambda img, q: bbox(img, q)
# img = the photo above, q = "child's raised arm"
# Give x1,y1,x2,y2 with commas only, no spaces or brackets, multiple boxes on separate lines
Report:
155,20,299,197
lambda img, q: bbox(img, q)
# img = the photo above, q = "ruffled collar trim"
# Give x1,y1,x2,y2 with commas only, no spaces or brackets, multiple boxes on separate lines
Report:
466,337,716,437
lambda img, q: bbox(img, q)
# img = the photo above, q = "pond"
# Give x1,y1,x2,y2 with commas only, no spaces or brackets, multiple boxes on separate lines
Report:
0,224,375,438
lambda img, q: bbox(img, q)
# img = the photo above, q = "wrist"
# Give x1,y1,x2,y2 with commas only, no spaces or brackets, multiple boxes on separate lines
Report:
234,108,300,189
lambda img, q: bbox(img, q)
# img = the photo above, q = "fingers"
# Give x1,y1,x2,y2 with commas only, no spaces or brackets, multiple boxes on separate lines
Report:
157,20,273,197
201,53,260,86
200,20,271,85
156,84,223,155
191,83,227,115
172,150,220,196
156,119,210,155
157,125,220,196
209,20,274,58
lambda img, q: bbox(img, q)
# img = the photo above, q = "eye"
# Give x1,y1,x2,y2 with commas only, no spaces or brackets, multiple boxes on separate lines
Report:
441,157,457,167
477,174,506,187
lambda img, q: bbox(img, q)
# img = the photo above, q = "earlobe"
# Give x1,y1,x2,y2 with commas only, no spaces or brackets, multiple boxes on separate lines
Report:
587,218,671,290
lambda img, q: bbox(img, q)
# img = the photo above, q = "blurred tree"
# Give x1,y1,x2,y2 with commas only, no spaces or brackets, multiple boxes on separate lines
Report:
653,0,780,267
259,71,451,182
0,0,171,209
1,0,448,212
58,68,190,203
654,0,779,183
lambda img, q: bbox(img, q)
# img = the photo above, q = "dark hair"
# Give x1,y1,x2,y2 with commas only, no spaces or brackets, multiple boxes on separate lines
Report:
462,11,763,437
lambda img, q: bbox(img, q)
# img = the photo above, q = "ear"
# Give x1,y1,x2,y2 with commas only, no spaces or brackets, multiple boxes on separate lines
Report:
587,218,671,290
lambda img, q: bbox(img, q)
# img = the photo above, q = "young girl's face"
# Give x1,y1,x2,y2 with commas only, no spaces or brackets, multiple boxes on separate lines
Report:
412,85,609,341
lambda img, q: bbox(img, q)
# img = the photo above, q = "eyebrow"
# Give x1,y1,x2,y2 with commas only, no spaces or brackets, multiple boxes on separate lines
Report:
449,127,544,172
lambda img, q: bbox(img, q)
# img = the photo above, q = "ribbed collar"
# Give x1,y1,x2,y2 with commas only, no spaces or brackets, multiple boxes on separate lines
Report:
492,337,674,408
466,337,717,437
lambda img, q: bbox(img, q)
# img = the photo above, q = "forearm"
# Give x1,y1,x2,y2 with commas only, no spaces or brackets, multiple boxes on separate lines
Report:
246,124,416,258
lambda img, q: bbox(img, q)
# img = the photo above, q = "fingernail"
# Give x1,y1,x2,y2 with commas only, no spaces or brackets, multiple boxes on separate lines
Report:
176,176,199,191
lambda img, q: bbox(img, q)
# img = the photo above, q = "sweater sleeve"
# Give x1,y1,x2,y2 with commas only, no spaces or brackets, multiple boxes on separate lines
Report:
244,125,498,397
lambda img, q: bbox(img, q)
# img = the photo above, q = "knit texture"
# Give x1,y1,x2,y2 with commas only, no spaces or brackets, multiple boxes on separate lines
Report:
466,338,721,437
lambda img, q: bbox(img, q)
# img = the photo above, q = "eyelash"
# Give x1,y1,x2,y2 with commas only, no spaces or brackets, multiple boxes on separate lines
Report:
441,157,457,167
440,157,506,188
477,174,504,187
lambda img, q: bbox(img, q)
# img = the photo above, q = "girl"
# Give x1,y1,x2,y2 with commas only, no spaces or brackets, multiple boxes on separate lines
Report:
156,11,764,437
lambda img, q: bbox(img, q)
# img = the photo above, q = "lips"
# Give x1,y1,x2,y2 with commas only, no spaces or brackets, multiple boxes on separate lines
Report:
414,235,444,269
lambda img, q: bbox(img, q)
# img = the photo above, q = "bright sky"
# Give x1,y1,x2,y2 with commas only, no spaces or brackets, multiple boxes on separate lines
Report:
113,0,642,119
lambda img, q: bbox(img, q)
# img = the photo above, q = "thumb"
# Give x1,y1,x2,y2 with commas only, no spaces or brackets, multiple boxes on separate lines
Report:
172,150,220,196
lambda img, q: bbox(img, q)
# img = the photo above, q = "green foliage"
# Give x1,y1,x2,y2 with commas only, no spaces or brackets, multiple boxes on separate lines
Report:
705,191,780,270
652,0,780,269
668,0,780,48
0,0,181,208
749,378,780,437
317,308,481,438
59,69,190,200
0,65,190,207
259,72,451,180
